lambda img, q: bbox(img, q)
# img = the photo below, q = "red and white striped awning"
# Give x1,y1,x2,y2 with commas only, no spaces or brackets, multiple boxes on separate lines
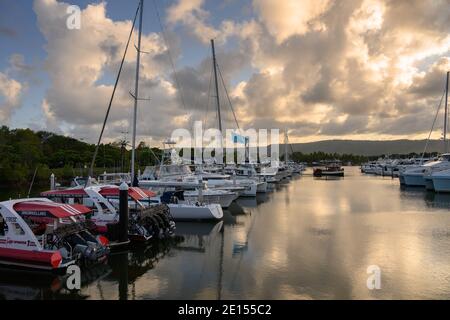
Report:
13,201,92,218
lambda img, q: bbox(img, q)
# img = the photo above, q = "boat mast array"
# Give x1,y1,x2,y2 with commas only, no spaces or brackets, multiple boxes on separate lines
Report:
131,0,145,182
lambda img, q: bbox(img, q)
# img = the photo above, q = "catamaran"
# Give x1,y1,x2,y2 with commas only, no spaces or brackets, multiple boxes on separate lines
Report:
402,154,450,187
401,71,450,188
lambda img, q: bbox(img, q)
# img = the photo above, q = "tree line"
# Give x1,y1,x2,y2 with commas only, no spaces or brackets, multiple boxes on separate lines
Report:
0,126,162,186
288,151,368,165
288,151,441,165
2,126,437,186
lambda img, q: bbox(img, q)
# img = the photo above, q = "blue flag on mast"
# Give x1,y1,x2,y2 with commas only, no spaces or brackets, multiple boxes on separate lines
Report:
231,132,247,144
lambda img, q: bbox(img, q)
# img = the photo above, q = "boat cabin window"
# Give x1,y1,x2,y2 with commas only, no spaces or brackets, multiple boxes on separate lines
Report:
10,221,25,236
0,213,6,236
98,201,111,213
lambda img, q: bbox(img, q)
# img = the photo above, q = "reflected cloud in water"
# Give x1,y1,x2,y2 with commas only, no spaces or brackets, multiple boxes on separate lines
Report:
3,167,450,299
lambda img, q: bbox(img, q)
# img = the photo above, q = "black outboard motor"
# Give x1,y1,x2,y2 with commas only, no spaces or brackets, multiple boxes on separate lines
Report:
160,191,174,204
132,174,139,187
161,190,185,204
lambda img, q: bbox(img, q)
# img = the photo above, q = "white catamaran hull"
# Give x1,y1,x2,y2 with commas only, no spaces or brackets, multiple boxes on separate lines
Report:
431,169,450,192
431,177,450,192
403,174,426,187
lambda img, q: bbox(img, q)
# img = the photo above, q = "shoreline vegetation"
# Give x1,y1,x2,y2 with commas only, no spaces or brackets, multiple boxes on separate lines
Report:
0,126,440,188
0,126,162,187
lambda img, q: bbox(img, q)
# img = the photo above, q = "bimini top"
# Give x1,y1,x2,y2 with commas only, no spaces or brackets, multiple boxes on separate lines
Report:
41,186,156,202
99,186,156,201
41,188,87,198
13,200,92,218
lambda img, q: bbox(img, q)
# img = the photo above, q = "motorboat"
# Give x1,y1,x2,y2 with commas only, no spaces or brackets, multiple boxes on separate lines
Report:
431,168,450,192
196,169,259,196
258,165,281,183
139,177,238,208
72,175,222,222
223,164,268,193
313,163,344,177
141,164,259,197
401,72,450,186
140,164,192,181
402,154,450,187
0,198,109,271
361,162,378,174
166,202,223,221
97,172,132,185
286,161,304,174
183,189,237,208
203,177,258,197
41,185,175,242
146,191,223,221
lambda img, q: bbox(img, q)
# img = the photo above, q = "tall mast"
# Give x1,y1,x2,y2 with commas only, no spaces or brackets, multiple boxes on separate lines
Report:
284,129,288,163
445,71,449,153
211,39,222,133
131,0,144,180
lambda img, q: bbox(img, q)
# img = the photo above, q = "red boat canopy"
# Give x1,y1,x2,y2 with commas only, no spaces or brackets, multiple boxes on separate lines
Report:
99,187,156,201
13,201,92,218
41,188,87,197
41,186,156,201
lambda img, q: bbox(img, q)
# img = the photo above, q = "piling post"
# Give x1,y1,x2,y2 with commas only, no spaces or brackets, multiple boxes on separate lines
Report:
50,173,55,190
119,182,129,243
198,182,204,203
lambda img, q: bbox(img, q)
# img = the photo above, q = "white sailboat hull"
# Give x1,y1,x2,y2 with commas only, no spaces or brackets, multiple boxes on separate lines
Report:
184,191,237,208
168,203,223,221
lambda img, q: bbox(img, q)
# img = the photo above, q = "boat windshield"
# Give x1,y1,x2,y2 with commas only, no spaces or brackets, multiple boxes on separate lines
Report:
72,177,99,187
439,154,450,161
160,165,192,176
0,214,6,236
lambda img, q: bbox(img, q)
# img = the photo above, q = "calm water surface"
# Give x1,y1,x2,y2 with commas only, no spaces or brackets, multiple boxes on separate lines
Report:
1,166,450,300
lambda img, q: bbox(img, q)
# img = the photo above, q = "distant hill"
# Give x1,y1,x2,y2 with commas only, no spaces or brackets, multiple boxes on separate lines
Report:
277,140,447,156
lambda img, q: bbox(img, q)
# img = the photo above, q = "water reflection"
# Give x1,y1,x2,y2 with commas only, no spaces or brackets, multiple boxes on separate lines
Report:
106,238,184,300
176,222,223,252
424,191,450,209
3,167,450,299
0,263,111,300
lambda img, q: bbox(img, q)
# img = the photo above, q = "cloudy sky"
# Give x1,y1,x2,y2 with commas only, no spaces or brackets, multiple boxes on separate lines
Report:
0,0,449,145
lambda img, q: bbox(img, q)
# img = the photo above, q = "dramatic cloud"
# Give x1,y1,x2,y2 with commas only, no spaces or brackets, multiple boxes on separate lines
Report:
224,0,450,141
166,0,221,43
253,0,331,43
0,70,23,123
33,0,187,144
27,0,450,144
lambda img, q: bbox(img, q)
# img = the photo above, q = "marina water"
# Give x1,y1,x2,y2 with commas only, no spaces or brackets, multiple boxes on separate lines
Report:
1,166,450,299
